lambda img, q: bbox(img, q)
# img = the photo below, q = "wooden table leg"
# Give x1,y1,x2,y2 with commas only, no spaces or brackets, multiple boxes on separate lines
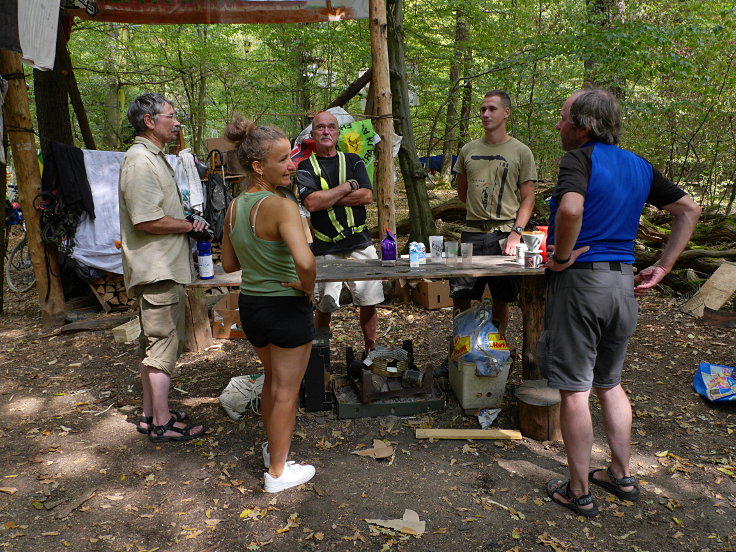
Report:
184,287,213,352
519,275,546,380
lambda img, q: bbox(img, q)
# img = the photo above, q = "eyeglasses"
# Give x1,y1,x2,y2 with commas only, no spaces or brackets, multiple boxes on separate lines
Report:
156,113,178,119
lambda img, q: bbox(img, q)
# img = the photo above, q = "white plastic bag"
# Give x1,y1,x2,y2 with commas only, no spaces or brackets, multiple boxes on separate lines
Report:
219,374,264,420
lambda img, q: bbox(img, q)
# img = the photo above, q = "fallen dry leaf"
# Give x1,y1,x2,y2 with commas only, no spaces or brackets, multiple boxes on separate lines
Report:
351,439,394,459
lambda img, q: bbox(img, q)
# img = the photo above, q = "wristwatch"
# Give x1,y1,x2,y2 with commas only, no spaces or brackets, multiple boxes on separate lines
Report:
552,253,571,264
512,226,524,235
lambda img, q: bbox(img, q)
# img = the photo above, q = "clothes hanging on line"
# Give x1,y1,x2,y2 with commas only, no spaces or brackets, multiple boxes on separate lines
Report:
0,0,61,71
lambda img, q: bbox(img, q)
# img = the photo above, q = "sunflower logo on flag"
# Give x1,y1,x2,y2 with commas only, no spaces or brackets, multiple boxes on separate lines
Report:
340,131,363,156
337,119,377,183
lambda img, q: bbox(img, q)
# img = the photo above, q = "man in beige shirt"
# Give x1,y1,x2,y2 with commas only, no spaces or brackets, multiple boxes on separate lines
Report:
119,93,208,442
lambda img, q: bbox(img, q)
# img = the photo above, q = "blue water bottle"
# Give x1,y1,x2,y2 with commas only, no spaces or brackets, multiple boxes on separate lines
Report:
197,241,214,280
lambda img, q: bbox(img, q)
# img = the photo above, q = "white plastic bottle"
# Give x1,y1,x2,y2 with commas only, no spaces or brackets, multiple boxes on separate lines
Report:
197,241,214,279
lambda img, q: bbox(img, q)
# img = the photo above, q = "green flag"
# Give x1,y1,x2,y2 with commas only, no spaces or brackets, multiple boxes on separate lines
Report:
337,119,376,183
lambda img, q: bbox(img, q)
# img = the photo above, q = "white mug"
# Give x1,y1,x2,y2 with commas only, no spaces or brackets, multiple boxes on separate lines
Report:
523,249,542,269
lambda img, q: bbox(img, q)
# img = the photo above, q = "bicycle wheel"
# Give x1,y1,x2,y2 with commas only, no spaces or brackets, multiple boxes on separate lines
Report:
6,237,35,293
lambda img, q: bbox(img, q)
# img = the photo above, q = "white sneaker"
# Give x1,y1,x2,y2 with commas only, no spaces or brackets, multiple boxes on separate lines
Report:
262,442,270,469
264,461,315,493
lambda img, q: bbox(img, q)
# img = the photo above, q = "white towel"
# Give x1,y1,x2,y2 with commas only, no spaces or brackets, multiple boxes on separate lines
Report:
18,0,60,71
177,148,205,214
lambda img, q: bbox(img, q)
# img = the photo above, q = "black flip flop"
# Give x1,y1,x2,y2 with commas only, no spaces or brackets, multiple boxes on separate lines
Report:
546,479,599,518
589,467,641,501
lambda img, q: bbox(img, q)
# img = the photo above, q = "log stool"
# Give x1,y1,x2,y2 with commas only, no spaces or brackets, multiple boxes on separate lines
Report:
515,379,562,441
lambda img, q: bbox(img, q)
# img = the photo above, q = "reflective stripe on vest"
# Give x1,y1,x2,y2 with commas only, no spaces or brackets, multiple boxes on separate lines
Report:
308,152,366,243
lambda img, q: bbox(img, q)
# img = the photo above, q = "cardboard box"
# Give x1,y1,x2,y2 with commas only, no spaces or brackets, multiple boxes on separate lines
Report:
411,280,452,310
211,291,245,339
449,358,511,412
206,137,236,155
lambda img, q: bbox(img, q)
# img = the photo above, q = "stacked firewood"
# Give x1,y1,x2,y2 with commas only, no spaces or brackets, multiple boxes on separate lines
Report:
90,273,136,311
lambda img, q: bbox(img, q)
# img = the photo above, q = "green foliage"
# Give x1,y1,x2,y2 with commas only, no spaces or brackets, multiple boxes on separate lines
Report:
55,0,734,212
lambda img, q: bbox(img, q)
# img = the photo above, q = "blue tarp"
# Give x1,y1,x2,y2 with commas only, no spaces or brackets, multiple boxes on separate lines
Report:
419,154,457,174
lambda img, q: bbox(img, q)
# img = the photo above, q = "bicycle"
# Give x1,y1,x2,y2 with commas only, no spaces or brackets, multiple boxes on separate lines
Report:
4,202,35,293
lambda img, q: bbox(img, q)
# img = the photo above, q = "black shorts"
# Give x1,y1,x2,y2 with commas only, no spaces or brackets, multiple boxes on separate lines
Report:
238,294,314,349
449,231,521,302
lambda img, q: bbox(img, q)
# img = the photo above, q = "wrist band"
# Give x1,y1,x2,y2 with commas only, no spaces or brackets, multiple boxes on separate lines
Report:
552,253,571,264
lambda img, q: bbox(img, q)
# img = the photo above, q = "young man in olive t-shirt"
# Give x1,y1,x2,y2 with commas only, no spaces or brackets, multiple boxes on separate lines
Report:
451,90,537,334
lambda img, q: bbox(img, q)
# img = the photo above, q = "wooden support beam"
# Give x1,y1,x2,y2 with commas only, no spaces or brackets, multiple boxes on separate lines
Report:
415,428,523,440
0,50,65,327
326,68,372,109
369,0,395,236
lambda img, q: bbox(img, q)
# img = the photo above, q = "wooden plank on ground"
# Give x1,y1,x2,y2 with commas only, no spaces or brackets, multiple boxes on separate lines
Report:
680,261,736,317
415,428,522,440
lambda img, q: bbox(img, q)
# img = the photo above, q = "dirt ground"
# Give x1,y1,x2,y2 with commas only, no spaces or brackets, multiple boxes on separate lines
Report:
0,280,735,552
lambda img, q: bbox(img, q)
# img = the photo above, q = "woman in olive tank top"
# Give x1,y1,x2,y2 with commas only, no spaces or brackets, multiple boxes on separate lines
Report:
221,116,316,493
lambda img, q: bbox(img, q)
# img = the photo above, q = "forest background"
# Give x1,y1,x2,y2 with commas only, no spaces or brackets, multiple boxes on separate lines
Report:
17,0,735,217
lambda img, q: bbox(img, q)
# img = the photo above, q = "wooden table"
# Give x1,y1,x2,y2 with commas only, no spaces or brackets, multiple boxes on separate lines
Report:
184,255,546,379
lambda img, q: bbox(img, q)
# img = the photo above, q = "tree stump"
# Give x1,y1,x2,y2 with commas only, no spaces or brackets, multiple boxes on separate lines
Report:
183,287,214,353
515,379,561,442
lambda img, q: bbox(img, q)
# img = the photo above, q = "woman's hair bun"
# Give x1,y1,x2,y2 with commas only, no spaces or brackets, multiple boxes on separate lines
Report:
224,115,255,145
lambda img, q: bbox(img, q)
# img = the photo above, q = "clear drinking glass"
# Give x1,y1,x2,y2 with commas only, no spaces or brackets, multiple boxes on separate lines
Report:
461,242,473,267
429,236,444,263
445,241,459,266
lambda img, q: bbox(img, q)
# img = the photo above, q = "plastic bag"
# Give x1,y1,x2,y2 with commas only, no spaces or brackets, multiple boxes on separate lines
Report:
692,362,736,402
219,374,265,419
450,300,511,377
381,229,397,264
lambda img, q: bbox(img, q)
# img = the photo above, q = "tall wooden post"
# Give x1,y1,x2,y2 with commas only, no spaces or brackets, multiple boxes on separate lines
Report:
369,0,395,235
0,50,66,326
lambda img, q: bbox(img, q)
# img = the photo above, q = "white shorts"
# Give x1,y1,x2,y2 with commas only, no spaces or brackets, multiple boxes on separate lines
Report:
314,245,385,312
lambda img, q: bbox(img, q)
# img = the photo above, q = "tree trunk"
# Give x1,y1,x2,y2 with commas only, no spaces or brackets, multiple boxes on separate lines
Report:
584,0,626,95
386,0,435,244
34,20,74,156
440,8,468,179
0,51,66,327
295,49,312,132
56,19,96,150
101,24,124,150
458,79,473,149
369,0,396,236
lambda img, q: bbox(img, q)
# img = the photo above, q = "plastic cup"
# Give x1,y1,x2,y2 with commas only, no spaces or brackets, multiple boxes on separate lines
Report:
445,241,458,266
515,243,528,265
461,242,473,267
429,236,444,263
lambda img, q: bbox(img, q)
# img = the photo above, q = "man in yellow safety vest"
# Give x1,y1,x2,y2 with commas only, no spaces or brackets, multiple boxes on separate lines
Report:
296,111,384,352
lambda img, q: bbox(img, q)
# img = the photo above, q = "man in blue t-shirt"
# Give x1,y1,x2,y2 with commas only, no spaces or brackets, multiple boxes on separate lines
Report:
541,89,700,517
